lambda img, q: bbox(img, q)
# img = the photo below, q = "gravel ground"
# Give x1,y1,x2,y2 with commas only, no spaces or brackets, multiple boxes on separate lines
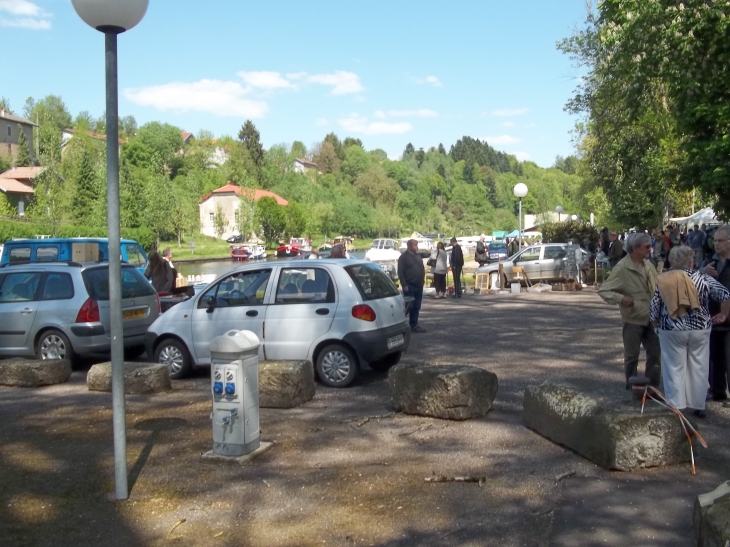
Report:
1,288,729,546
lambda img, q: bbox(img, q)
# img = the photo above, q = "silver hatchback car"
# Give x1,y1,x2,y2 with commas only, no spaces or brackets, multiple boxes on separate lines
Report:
146,259,411,387
0,262,160,362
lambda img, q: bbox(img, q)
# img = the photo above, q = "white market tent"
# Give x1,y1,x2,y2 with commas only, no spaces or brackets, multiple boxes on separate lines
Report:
669,207,718,227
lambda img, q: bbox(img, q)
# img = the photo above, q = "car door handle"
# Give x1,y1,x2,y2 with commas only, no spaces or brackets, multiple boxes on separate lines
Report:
21,308,33,315
246,310,258,317
316,308,330,315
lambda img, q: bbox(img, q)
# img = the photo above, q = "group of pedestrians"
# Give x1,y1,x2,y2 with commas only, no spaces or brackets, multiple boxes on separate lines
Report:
397,237,464,334
598,229,730,417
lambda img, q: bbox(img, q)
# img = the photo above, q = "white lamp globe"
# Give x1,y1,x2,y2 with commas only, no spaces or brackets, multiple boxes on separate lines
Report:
555,205,563,213
571,214,578,221
72,0,148,32
513,183,528,198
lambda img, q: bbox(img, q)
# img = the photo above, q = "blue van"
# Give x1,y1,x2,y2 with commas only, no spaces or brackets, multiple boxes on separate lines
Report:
0,238,148,274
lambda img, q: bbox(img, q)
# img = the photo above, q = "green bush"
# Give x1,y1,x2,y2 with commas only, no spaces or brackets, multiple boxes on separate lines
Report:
0,220,154,251
541,221,599,246
122,227,155,251
0,219,36,242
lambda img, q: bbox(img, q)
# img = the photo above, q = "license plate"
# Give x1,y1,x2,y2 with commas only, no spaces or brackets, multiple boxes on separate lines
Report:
387,334,404,349
123,308,145,320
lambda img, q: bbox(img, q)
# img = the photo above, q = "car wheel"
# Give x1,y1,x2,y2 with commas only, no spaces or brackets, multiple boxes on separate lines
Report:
154,338,192,379
37,329,75,362
369,351,401,372
316,344,358,387
490,272,501,289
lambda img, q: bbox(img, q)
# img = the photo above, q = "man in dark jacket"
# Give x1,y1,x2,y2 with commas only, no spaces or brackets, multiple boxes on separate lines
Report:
450,237,464,297
398,239,426,332
702,224,730,406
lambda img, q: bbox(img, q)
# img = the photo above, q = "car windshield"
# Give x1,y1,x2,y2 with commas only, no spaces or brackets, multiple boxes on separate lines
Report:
83,266,156,300
345,263,399,301
489,243,507,252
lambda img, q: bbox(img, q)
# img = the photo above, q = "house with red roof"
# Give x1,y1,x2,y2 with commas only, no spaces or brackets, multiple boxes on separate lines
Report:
0,166,47,215
198,183,288,239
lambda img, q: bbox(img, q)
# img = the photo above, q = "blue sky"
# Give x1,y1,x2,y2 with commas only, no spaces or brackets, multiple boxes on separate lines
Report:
1,0,588,167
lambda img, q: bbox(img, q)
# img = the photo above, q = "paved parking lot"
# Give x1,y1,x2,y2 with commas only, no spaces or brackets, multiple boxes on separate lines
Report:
1,289,729,546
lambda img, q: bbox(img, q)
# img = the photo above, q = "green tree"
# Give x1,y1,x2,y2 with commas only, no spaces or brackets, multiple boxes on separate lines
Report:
235,195,256,242
14,126,33,167
354,165,399,208
0,191,15,217
71,145,99,223
24,95,72,164
255,196,286,245
26,167,66,234
144,174,176,248
284,200,307,239
314,141,340,174
135,121,184,176
323,132,344,160
120,156,145,228
238,120,265,179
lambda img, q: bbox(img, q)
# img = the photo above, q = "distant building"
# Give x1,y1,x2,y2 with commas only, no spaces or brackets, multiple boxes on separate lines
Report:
61,128,125,158
293,158,318,174
198,183,288,239
181,131,194,144
0,109,36,163
0,166,47,215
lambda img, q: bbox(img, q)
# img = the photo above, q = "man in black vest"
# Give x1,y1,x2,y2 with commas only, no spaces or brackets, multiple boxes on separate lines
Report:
398,239,426,332
450,237,464,297
703,224,730,407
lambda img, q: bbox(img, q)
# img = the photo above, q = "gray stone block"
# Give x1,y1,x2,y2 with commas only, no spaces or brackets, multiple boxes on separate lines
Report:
694,481,730,547
0,358,71,387
523,383,689,470
259,360,315,408
87,362,171,394
389,363,498,420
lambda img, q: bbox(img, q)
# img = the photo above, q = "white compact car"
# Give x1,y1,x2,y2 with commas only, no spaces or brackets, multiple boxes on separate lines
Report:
146,259,411,387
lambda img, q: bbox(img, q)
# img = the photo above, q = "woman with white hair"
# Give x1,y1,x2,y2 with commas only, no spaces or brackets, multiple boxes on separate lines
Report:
649,245,730,417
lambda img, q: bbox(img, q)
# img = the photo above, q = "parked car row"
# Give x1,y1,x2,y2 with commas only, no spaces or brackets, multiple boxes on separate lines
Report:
0,258,411,388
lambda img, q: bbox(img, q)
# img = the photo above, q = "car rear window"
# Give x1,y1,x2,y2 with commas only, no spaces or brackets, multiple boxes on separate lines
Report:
489,243,507,252
8,247,31,264
83,267,156,301
345,263,399,301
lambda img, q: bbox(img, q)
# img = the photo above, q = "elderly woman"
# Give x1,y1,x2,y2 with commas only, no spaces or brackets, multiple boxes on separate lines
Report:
650,245,730,417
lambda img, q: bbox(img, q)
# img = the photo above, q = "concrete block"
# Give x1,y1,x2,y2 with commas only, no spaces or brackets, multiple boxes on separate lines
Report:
87,362,171,394
694,481,730,547
259,360,315,408
523,383,689,470
0,358,71,387
389,363,498,420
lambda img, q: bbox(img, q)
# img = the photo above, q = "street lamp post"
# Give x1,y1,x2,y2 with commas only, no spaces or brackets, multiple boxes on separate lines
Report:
71,0,148,501
513,183,528,249
556,205,563,222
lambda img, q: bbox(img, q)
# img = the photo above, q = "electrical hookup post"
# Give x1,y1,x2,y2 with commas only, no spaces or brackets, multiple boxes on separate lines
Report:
202,330,272,463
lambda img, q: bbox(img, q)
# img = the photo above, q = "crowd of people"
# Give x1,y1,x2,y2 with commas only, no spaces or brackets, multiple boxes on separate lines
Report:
598,227,730,417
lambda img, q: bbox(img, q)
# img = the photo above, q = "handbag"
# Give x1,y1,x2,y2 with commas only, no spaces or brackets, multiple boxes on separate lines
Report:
427,249,438,268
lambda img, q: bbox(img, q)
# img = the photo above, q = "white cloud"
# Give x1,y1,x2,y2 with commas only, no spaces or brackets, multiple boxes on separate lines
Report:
0,0,51,29
501,121,515,128
374,110,387,119
483,135,521,145
492,107,529,117
124,79,268,118
339,114,411,135
315,118,329,126
307,71,364,95
388,109,438,118
413,75,443,87
513,151,531,161
238,71,293,89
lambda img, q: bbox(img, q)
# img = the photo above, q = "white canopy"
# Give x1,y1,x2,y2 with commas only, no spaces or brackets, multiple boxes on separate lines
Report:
669,207,717,225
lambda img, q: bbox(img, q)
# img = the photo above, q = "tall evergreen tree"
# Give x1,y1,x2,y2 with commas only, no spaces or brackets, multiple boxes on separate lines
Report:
71,146,99,223
14,125,33,167
238,120,265,170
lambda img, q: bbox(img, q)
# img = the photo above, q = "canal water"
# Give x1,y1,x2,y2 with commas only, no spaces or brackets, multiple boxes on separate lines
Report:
175,250,367,279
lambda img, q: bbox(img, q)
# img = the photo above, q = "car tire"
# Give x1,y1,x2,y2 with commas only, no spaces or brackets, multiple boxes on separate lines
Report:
369,351,401,372
37,329,76,363
316,344,358,387
154,338,192,379
490,272,501,289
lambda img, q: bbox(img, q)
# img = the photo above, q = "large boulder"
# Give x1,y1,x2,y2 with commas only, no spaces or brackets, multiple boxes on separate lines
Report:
523,383,689,470
694,481,730,547
259,360,315,408
389,363,498,420
0,358,71,387
87,362,171,394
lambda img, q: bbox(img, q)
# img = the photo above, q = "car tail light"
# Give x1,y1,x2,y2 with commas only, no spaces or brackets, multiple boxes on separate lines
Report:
352,304,376,322
76,298,100,323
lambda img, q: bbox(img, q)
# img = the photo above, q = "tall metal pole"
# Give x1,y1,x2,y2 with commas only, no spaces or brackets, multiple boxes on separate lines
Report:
105,30,128,500
518,197,523,250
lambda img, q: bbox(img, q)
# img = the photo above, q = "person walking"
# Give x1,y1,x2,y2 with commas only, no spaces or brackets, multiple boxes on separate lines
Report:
607,232,623,269
598,232,661,389
449,237,464,297
650,245,730,417
702,224,730,407
398,239,426,332
429,241,448,298
475,236,488,267
687,224,707,268
651,230,668,274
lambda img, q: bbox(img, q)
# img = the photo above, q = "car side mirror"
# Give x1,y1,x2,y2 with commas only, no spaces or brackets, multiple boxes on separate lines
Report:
205,295,215,312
